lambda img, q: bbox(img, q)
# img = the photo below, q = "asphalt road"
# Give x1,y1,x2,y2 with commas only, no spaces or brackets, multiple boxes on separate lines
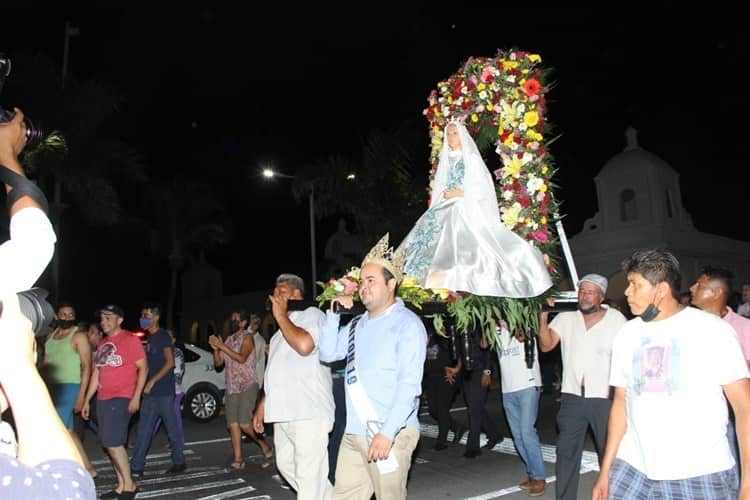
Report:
85,390,601,499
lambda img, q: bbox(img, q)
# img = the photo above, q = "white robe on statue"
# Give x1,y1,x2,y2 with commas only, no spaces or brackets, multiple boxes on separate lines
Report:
397,123,552,298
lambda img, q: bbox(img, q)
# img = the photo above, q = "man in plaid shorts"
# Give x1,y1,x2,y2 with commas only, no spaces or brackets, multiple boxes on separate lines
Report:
592,249,750,499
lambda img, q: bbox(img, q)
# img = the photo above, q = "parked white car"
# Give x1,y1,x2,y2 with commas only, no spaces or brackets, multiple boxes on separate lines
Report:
181,343,226,422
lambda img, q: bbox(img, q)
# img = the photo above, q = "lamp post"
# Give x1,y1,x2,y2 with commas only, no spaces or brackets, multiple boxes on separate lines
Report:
262,168,317,295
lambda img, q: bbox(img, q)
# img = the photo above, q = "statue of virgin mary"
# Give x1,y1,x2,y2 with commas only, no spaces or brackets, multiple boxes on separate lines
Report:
397,121,552,298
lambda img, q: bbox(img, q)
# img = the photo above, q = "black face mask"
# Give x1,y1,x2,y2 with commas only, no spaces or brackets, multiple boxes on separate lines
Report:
639,303,661,322
58,319,76,329
639,290,662,322
230,320,241,333
578,304,599,315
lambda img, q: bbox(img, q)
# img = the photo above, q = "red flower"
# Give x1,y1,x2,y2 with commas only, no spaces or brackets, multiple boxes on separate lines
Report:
519,197,531,208
523,78,541,96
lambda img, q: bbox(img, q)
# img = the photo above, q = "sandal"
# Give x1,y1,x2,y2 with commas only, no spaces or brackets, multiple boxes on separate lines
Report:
227,461,246,471
260,455,274,470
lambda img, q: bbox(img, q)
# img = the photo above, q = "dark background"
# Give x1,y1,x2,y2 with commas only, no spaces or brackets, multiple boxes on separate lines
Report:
1,3,746,327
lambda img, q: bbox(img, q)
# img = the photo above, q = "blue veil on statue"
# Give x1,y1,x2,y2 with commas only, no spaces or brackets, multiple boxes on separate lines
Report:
397,121,552,298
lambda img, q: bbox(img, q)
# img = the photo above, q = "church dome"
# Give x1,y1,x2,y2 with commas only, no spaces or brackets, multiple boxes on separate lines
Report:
597,127,675,178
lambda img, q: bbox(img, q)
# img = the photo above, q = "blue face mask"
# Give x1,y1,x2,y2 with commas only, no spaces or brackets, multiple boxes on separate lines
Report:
139,317,152,330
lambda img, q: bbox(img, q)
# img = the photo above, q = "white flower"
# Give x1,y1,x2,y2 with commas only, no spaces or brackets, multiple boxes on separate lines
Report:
502,190,514,200
526,175,544,194
333,281,345,293
479,90,488,100
506,75,516,83
519,123,528,131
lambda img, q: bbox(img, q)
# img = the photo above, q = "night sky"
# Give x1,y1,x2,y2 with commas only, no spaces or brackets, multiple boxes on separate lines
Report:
1,4,746,327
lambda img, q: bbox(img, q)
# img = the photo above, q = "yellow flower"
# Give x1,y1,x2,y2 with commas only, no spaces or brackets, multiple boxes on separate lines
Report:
447,96,453,104
541,216,547,225
503,133,515,147
540,183,548,193
471,114,479,123
541,165,548,174
401,276,417,288
502,60,520,70
502,204,522,228
528,54,542,63
477,83,486,91
504,156,522,178
525,217,532,224
524,111,539,127
486,102,493,111
525,130,543,141
432,288,451,300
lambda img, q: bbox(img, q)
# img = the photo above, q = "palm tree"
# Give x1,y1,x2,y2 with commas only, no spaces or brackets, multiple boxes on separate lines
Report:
143,178,232,329
6,50,147,299
292,122,426,246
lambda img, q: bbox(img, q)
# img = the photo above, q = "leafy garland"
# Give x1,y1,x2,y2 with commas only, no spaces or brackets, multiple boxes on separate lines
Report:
318,49,560,342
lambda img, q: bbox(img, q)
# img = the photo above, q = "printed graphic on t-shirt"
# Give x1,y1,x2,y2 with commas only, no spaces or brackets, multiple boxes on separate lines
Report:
632,337,680,395
502,343,522,358
426,343,439,361
94,342,122,367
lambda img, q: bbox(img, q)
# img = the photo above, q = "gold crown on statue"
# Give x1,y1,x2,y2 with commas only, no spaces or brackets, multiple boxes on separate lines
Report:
361,233,406,282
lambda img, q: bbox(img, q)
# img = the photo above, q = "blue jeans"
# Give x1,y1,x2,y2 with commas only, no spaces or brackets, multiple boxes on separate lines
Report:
502,386,546,480
131,394,185,471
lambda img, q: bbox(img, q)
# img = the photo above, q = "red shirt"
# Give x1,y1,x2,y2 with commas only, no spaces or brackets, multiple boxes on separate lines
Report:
94,330,146,400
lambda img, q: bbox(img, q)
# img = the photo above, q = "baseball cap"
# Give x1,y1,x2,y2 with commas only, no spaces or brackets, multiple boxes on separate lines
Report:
578,274,608,295
99,304,124,317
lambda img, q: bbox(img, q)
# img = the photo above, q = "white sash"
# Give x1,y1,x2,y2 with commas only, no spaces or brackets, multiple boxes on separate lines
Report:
346,315,399,474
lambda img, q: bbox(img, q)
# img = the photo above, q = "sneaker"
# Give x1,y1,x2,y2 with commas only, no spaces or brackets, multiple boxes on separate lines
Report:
130,469,144,479
166,463,187,474
528,479,546,497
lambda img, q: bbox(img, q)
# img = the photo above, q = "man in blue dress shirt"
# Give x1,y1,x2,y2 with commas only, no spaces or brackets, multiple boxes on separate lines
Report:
319,234,427,500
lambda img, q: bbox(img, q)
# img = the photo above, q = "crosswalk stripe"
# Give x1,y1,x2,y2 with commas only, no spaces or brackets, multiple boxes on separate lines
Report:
419,422,600,473
195,485,257,500
135,479,247,498
464,477,557,499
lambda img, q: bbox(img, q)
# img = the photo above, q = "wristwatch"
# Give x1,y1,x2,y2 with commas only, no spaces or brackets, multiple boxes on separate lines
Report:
483,369,491,375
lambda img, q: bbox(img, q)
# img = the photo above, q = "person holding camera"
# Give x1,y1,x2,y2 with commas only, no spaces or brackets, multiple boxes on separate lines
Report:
0,108,56,297
495,326,546,496
0,291,95,498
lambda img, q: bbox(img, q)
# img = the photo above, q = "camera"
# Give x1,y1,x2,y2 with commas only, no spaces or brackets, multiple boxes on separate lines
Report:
0,288,55,337
0,53,45,148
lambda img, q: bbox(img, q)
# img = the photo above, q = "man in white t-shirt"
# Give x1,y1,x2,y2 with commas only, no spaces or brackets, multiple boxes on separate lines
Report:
592,249,750,500
252,274,334,500
496,326,546,497
539,273,626,500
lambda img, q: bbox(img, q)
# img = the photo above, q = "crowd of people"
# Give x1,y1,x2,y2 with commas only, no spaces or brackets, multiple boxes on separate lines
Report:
3,108,750,500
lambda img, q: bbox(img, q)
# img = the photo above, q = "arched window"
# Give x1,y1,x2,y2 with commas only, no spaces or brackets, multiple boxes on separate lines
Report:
620,189,637,221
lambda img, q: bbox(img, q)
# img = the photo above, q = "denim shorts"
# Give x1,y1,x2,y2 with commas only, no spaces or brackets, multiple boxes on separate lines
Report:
97,398,132,448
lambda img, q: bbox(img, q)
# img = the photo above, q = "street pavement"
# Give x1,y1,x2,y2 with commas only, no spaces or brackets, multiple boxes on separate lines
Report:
85,389,601,499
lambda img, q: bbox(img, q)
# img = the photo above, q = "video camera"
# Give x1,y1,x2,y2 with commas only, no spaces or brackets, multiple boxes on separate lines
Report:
0,53,45,148
0,53,55,336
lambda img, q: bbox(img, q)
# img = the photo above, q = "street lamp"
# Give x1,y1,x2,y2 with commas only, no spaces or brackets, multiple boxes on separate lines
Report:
261,168,317,295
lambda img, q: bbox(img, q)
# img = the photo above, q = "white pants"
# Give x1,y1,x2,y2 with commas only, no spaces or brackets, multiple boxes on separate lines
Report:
274,419,333,500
